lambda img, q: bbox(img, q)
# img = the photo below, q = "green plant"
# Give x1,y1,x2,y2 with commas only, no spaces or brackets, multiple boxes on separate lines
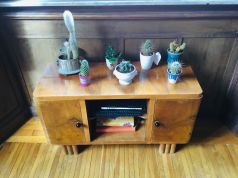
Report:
105,45,122,64
60,10,78,60
140,40,155,56
168,61,182,75
169,40,186,53
117,61,134,73
80,59,89,76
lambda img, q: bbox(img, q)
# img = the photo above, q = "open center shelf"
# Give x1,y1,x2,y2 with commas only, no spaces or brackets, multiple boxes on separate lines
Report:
86,99,148,144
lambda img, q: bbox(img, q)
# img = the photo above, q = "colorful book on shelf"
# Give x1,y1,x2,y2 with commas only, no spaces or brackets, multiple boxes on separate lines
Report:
96,126,135,133
96,117,134,127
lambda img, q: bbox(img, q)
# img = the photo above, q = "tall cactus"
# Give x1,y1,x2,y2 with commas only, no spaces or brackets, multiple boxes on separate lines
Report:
63,10,78,60
80,60,89,76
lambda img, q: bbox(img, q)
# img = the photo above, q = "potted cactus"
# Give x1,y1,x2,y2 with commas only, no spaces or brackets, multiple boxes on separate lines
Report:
105,45,122,70
167,40,186,66
167,61,182,84
140,40,161,70
57,10,80,75
113,61,137,85
79,59,90,86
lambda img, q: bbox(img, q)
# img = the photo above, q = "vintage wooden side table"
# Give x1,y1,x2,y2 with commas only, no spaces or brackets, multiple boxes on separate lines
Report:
33,62,202,154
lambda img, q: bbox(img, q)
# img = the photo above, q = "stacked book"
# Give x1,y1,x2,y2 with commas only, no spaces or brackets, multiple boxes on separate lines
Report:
96,117,135,133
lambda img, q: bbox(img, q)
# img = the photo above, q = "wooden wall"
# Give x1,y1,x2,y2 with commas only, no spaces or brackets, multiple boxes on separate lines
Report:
3,7,238,119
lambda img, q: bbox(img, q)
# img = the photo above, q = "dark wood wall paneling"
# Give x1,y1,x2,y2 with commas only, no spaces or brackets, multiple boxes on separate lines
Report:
0,16,31,143
2,6,238,123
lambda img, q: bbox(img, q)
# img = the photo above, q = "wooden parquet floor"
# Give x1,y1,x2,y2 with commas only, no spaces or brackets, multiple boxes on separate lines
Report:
0,143,238,178
1,118,238,178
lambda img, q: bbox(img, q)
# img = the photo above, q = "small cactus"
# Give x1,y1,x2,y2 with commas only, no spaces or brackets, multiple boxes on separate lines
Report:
168,61,182,75
117,61,134,73
105,45,122,64
140,40,155,56
80,59,89,76
169,40,186,53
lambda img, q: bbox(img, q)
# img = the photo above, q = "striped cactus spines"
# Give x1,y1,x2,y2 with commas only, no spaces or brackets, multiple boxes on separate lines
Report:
169,40,186,53
63,10,78,60
140,40,155,56
169,61,182,75
80,59,89,76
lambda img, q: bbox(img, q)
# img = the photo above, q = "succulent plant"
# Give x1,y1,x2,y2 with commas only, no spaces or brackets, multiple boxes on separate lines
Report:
105,45,122,64
169,40,186,53
117,61,134,73
140,40,155,56
80,59,89,76
168,61,182,75
60,10,78,60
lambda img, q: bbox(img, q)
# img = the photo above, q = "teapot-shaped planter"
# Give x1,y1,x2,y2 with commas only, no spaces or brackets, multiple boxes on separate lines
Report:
140,52,161,70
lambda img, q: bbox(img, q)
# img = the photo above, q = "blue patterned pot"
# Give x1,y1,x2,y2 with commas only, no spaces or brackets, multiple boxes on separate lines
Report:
167,69,181,84
167,49,183,67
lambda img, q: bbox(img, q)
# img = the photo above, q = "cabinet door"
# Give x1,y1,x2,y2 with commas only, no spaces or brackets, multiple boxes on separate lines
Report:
37,100,87,145
151,99,201,143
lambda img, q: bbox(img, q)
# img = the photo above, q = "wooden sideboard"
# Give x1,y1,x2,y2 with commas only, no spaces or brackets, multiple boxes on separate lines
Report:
34,62,202,154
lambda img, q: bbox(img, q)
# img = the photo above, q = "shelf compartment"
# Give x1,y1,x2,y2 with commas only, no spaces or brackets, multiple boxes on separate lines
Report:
90,123,146,144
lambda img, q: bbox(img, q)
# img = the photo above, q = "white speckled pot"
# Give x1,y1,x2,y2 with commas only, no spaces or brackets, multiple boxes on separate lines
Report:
106,58,118,70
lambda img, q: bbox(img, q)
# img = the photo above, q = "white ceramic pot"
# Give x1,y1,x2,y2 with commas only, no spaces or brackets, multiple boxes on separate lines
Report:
113,65,137,85
140,52,161,70
106,58,118,70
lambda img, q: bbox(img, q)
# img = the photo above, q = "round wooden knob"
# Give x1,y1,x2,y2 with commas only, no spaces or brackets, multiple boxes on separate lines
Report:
75,121,82,128
154,120,160,128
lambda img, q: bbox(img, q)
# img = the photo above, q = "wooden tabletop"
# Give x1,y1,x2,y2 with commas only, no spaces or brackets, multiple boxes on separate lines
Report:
33,62,202,101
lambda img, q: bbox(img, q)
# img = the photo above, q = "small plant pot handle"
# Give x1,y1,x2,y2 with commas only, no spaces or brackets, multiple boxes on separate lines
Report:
153,52,161,65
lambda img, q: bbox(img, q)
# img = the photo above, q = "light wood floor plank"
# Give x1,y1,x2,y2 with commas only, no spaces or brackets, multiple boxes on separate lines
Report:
1,143,238,178
19,143,41,178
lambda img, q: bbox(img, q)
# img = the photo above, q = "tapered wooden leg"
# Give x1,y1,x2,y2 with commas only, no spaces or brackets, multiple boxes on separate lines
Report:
62,145,68,154
62,145,79,155
159,144,165,154
170,144,176,154
72,145,79,154
165,144,171,154
159,144,177,154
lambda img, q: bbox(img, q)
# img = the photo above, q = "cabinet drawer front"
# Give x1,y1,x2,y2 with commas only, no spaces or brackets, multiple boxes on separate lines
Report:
38,100,86,145
151,99,201,143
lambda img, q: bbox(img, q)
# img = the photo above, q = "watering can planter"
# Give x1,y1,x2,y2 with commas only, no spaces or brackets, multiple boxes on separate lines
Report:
140,52,161,70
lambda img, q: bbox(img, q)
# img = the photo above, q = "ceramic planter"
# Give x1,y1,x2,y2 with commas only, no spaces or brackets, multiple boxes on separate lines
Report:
140,52,161,70
79,75,90,86
106,58,118,70
113,65,137,85
167,69,181,84
57,55,80,75
167,49,183,67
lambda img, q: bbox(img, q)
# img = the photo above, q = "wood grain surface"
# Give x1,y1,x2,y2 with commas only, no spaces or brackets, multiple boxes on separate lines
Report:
33,62,202,100
36,100,87,145
1,142,238,178
152,99,201,143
